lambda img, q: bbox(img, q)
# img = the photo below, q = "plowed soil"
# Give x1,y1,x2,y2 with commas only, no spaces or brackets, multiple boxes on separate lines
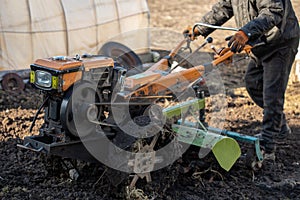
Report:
0,1,299,199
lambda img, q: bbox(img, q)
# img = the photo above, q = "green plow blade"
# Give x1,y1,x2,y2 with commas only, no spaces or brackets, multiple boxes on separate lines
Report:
172,124,241,171
162,99,242,171
211,137,241,171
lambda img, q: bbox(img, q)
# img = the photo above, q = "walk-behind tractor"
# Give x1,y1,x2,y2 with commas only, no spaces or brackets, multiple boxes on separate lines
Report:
18,26,263,187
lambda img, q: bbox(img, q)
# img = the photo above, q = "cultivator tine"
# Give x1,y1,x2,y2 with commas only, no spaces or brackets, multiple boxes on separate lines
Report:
129,173,152,189
129,175,139,188
128,134,162,188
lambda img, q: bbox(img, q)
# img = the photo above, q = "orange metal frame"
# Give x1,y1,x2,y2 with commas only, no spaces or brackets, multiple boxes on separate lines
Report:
125,40,251,99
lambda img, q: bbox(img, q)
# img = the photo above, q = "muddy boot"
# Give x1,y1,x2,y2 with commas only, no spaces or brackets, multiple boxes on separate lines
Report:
258,109,282,161
275,115,292,139
259,137,276,160
254,132,276,161
275,124,291,139
259,146,276,161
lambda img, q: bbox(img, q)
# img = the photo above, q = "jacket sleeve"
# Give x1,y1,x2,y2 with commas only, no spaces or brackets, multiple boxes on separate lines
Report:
240,0,284,41
197,0,234,37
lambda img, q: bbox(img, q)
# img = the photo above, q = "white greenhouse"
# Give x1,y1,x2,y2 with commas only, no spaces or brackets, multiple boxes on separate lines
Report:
0,0,150,90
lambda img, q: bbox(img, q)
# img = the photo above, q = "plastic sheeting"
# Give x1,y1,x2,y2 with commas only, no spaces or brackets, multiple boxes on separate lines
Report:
292,36,300,82
0,0,149,71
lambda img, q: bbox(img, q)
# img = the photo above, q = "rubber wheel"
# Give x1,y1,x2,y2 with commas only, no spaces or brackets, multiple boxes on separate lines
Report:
99,41,143,72
1,73,25,92
60,82,102,138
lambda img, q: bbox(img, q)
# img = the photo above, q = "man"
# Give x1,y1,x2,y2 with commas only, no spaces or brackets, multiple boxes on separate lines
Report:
185,0,299,155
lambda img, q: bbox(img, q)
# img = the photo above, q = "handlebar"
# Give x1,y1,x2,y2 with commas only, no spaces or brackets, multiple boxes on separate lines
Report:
193,22,239,33
212,45,252,66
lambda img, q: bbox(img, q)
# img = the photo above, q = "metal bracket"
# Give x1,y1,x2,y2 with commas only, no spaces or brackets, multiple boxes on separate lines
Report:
17,143,44,152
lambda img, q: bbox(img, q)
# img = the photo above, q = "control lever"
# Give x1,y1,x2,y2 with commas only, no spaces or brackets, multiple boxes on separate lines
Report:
211,45,219,54
170,37,213,73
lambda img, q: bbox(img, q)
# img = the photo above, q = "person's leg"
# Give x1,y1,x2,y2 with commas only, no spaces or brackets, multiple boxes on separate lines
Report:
245,58,264,108
245,52,294,140
278,113,291,139
261,44,297,152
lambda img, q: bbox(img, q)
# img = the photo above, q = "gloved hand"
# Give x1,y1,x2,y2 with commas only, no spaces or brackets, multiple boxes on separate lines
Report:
183,26,200,40
227,30,249,53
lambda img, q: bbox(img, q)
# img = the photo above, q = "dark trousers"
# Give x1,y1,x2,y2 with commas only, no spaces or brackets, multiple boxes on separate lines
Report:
244,38,299,151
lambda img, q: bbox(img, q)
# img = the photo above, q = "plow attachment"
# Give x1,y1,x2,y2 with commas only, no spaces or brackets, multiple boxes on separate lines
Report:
162,99,263,171
172,124,241,171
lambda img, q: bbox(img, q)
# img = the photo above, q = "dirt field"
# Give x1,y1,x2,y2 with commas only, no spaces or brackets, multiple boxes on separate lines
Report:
0,1,300,199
